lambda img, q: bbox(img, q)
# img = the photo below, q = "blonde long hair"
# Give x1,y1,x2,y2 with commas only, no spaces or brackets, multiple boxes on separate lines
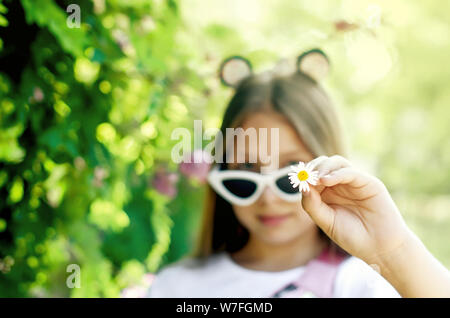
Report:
190,69,348,260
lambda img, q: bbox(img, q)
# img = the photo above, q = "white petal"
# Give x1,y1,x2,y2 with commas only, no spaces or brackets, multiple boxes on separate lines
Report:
290,165,300,173
299,183,304,192
304,183,310,192
300,181,307,192
308,171,319,183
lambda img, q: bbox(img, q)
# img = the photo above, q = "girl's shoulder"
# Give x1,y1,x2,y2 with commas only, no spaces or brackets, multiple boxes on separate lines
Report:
334,256,401,297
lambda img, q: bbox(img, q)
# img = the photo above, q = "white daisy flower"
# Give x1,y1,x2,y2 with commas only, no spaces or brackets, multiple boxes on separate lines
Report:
288,161,319,192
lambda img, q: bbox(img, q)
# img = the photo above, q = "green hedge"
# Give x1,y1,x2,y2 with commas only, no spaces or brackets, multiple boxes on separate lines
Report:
0,0,210,297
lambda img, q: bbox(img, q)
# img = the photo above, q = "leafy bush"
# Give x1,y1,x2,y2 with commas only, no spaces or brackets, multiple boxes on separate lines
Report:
0,0,209,297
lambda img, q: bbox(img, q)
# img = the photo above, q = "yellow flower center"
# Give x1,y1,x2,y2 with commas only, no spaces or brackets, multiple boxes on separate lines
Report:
297,170,309,181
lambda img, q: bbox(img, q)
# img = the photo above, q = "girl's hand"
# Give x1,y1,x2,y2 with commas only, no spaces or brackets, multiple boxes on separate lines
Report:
301,155,412,266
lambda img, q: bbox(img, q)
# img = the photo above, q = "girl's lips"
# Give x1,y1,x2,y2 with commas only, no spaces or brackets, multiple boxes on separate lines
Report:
258,214,291,226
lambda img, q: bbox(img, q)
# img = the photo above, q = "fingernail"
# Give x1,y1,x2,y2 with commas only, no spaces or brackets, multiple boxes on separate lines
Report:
319,171,328,178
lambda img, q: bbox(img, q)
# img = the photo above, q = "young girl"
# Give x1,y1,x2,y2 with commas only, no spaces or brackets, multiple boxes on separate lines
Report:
146,49,450,298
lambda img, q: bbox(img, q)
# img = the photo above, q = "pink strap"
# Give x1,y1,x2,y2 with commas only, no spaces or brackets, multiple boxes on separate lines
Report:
270,247,346,298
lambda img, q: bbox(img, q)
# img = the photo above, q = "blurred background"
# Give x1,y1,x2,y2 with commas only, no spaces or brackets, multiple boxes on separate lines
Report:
0,0,449,297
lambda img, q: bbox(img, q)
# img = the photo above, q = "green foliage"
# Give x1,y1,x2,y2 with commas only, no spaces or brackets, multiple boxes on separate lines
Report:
0,0,209,297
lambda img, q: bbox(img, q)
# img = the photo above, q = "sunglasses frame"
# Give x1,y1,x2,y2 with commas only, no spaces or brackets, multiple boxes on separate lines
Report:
207,164,302,206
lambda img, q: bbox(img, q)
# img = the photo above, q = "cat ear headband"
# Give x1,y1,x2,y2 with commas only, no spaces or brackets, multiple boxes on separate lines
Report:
218,48,330,88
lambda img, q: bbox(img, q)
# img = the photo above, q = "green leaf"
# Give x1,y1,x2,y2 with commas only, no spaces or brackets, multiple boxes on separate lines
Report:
21,0,88,57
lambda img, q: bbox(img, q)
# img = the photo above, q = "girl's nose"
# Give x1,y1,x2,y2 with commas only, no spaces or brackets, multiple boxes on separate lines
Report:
258,186,280,205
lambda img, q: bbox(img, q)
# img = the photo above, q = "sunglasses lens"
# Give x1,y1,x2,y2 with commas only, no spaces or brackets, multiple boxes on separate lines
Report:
222,179,257,198
276,175,299,194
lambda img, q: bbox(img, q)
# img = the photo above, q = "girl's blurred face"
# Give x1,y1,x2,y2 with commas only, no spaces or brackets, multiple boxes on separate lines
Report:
228,110,319,244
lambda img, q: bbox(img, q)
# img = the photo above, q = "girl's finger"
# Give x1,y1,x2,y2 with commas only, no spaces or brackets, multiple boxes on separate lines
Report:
306,155,328,171
319,167,373,188
301,186,336,236
303,156,328,194
314,155,351,178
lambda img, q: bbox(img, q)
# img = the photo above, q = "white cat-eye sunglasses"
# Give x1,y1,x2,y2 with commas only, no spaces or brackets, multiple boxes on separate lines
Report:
207,165,301,206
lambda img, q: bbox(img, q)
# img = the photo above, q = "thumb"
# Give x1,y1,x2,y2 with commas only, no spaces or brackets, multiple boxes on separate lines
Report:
301,186,335,236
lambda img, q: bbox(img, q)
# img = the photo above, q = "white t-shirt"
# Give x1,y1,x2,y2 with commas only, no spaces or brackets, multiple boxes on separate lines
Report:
146,251,401,298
